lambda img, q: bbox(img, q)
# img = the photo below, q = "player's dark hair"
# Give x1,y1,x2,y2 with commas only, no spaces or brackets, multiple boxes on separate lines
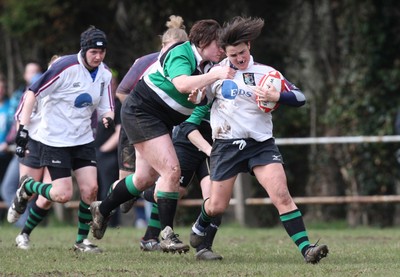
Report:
219,16,264,49
189,19,221,49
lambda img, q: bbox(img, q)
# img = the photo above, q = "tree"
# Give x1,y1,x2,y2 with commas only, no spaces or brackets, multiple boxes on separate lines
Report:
284,0,400,226
1,0,400,226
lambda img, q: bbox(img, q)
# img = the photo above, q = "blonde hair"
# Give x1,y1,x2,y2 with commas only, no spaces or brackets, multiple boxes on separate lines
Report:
48,55,60,68
161,15,188,47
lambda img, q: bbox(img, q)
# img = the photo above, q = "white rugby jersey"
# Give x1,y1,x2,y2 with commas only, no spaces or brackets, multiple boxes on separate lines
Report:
210,56,305,142
27,52,113,147
22,100,44,142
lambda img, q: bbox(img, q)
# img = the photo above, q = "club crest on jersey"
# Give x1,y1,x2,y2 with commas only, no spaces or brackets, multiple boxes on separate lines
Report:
243,73,255,86
74,93,93,108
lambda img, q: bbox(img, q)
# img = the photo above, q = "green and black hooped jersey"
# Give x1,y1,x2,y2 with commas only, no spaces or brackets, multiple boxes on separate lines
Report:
143,41,201,116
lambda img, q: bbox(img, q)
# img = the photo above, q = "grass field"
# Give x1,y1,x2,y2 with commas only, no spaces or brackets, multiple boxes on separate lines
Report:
1,222,400,276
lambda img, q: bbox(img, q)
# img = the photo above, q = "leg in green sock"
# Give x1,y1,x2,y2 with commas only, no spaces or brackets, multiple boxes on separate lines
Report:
76,200,91,243
280,209,310,256
24,179,53,201
21,201,50,236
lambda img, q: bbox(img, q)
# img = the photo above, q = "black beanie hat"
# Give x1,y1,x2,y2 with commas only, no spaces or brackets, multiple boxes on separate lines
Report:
80,26,107,54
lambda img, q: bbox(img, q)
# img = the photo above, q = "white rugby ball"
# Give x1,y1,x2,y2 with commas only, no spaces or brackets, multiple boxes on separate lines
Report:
257,70,286,113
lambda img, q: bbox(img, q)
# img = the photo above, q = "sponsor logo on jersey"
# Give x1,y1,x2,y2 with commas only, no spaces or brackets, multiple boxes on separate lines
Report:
74,93,93,108
221,80,252,99
73,82,81,88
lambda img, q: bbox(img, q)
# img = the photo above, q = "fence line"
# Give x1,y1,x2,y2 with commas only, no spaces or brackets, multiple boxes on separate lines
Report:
1,136,399,213
3,194,399,211
275,135,400,145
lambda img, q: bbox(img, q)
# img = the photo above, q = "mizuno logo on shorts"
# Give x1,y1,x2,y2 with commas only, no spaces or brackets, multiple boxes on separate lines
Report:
51,160,61,164
272,155,282,161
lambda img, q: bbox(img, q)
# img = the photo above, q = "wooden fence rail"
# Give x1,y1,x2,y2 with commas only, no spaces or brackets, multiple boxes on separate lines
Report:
1,136,399,225
2,195,400,210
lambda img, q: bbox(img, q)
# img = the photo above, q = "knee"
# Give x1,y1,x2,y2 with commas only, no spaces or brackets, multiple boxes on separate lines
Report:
81,184,98,202
53,193,73,203
36,197,52,209
160,164,181,190
50,185,74,203
205,200,226,217
169,164,181,183
273,190,295,209
134,175,156,188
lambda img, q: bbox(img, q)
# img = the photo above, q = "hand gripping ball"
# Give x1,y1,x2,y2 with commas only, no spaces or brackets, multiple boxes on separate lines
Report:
257,70,286,113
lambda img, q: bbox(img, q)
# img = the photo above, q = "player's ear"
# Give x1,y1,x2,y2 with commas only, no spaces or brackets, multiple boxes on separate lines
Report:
247,42,251,50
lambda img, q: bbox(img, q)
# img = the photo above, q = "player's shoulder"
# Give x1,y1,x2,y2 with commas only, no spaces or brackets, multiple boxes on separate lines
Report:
135,52,159,64
50,54,79,70
40,54,78,80
252,61,275,72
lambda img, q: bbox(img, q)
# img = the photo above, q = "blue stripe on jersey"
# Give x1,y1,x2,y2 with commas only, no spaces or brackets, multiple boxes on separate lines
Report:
29,55,79,94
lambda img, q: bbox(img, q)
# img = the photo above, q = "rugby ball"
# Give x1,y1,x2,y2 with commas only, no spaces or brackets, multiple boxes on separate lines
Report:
257,70,286,113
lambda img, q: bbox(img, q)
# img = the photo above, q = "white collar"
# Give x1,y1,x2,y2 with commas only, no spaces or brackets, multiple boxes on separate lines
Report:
191,43,204,68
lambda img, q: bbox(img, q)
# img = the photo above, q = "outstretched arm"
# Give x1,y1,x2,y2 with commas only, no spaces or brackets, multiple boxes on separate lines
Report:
18,90,36,126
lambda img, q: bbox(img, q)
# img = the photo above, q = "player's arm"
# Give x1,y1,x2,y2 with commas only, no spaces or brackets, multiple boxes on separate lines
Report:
180,104,212,156
187,129,212,157
98,80,115,129
99,124,121,152
172,65,236,94
18,90,36,126
15,90,36,157
278,79,306,107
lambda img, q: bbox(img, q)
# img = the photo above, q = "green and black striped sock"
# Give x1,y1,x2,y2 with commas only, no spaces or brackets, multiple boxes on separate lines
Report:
76,200,91,243
280,209,310,256
21,201,50,235
24,179,52,201
143,203,161,240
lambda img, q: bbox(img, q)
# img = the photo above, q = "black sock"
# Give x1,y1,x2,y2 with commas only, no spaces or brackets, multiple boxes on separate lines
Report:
156,191,179,230
193,199,213,234
197,214,222,251
143,186,156,203
100,177,138,216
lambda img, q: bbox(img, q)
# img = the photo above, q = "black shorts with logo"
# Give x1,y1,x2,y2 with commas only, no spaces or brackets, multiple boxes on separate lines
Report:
39,142,97,169
210,138,283,181
121,80,188,145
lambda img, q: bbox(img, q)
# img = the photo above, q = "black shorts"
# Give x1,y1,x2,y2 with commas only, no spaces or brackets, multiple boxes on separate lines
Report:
118,126,136,172
39,142,97,169
173,125,210,187
19,138,41,169
121,80,188,144
210,138,283,181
